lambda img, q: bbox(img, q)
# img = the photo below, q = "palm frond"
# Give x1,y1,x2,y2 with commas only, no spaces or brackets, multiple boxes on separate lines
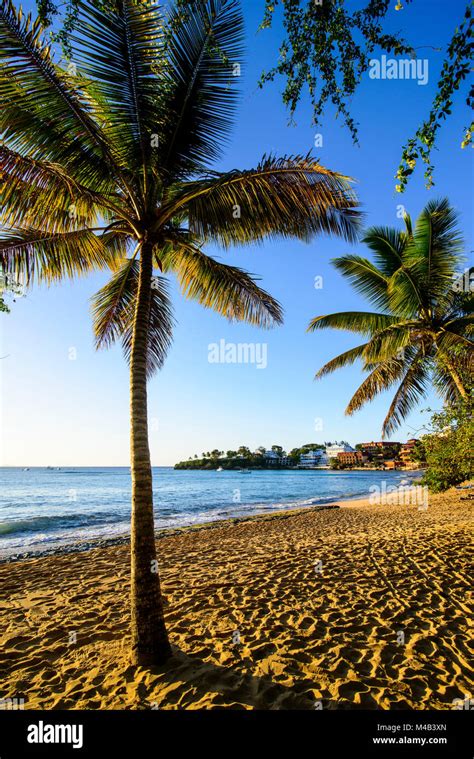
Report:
122,274,174,378
0,87,114,192
92,256,137,350
0,227,116,284
157,0,244,179
443,314,474,335
0,0,117,183
332,255,390,309
381,350,430,436
162,242,283,328
362,321,430,362
100,228,133,262
0,146,113,230
345,356,410,416
71,0,165,179
308,311,394,336
386,265,425,318
362,226,408,276
435,328,474,355
92,258,174,377
403,197,464,310
163,155,361,245
431,360,468,405
314,343,368,379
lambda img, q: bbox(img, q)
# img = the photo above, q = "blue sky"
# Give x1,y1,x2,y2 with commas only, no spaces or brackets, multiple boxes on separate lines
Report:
1,0,472,466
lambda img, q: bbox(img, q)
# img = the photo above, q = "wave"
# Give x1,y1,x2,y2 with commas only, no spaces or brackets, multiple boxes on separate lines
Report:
0,512,118,537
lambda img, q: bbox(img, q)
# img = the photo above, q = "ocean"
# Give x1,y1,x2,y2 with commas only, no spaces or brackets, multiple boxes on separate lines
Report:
0,467,420,559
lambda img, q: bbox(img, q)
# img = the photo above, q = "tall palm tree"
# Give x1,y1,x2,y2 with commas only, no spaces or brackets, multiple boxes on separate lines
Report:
0,0,360,664
309,199,473,438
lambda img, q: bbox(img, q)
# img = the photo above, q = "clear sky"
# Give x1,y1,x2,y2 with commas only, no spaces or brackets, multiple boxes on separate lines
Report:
1,0,472,466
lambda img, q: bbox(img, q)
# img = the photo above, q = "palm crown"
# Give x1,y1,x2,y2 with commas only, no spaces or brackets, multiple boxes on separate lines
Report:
309,199,473,437
1,0,360,370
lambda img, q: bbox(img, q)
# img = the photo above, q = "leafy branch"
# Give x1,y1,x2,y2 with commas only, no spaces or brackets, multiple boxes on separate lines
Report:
396,1,474,192
259,0,414,142
260,0,473,191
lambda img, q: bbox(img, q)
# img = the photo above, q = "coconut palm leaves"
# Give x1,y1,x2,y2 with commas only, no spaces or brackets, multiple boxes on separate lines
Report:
158,0,244,179
161,243,283,327
163,155,360,246
1,0,360,328
91,258,175,378
0,227,116,284
309,199,473,436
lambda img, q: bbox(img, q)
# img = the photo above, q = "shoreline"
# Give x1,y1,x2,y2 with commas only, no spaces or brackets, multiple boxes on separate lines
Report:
0,482,426,564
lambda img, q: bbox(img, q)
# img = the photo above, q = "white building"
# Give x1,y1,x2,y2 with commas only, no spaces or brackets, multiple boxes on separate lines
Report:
263,450,290,466
325,443,355,459
299,449,328,467
264,450,281,461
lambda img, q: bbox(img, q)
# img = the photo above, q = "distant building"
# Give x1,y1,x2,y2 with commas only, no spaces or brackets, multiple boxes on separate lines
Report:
264,450,280,461
359,441,401,452
326,442,354,459
300,449,328,467
337,451,366,466
399,439,419,464
358,441,401,461
263,450,290,466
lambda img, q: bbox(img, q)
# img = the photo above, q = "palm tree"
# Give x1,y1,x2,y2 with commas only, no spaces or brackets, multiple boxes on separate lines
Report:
0,0,360,665
309,199,473,437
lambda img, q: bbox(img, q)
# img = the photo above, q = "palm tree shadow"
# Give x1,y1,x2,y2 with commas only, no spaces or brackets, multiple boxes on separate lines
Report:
136,647,320,710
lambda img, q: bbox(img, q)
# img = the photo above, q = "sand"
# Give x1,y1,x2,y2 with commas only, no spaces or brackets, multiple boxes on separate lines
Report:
0,487,472,710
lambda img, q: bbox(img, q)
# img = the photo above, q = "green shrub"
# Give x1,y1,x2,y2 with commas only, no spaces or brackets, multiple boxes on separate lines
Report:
421,400,473,492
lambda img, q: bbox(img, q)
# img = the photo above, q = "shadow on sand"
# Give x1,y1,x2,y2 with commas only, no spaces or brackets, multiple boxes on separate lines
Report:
130,646,321,710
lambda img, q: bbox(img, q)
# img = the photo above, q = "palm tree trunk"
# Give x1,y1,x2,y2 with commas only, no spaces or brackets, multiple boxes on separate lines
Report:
129,238,172,666
439,351,468,399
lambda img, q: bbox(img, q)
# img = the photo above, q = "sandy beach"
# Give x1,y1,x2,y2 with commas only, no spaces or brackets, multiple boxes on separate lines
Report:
0,486,472,710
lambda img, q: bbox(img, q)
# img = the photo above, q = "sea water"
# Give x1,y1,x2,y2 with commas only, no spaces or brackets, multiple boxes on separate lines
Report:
0,467,419,559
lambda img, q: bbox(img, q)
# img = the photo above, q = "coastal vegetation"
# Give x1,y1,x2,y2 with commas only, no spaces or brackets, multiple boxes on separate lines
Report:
421,399,473,492
309,199,473,437
0,0,360,665
176,443,325,470
174,439,428,471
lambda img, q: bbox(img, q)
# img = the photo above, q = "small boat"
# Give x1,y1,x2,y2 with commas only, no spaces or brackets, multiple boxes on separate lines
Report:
238,468,251,474
216,467,223,472
23,467,29,471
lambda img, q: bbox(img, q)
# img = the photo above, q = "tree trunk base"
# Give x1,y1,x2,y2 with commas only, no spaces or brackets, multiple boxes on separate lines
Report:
131,643,173,667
